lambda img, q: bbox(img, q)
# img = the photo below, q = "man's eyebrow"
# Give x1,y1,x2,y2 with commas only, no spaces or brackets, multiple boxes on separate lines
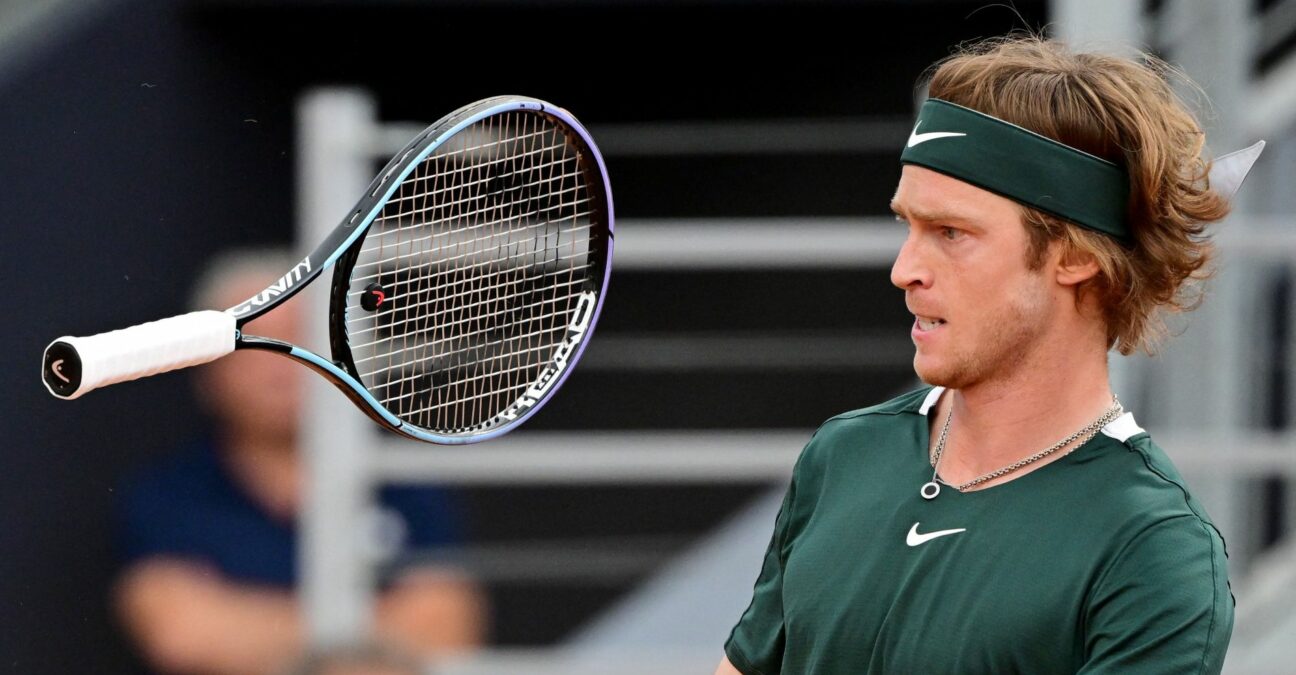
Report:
889,203,974,224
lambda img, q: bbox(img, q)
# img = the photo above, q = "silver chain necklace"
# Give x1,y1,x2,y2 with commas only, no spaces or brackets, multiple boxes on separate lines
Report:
919,397,1124,500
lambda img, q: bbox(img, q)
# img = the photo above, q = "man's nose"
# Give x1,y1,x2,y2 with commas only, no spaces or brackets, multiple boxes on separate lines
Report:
890,233,931,290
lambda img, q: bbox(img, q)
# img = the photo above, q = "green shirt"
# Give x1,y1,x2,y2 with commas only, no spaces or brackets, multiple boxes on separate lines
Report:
725,386,1232,675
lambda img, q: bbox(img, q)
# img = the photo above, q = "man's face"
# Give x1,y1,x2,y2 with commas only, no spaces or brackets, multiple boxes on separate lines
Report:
197,276,305,443
889,165,1056,389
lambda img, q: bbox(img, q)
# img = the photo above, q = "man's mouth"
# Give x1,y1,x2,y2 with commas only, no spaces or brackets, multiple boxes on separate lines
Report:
915,316,946,331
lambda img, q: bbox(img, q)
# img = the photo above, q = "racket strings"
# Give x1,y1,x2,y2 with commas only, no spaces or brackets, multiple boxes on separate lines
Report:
345,264,595,348
346,110,598,433
374,144,576,213
345,248,594,314
349,215,594,283
352,291,588,373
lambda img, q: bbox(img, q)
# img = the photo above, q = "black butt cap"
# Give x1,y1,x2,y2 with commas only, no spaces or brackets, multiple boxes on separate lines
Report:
43,341,82,398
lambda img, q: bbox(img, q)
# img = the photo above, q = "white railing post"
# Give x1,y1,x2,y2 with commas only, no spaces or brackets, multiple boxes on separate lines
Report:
296,88,381,648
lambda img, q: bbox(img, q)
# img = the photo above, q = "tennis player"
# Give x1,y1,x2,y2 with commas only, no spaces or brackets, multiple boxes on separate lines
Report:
717,35,1254,674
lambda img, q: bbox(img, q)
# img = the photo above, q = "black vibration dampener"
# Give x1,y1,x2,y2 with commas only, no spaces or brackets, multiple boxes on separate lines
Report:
361,282,387,312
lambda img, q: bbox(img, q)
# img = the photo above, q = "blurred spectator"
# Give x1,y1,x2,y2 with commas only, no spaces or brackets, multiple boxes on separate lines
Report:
113,249,487,675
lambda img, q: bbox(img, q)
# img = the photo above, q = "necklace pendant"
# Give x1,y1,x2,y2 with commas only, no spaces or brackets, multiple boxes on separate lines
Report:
920,481,941,500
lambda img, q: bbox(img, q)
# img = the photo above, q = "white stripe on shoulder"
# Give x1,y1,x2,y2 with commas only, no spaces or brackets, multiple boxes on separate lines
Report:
1101,412,1145,442
919,387,946,416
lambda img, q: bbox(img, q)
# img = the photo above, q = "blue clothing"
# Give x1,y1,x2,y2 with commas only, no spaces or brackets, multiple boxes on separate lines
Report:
116,439,463,587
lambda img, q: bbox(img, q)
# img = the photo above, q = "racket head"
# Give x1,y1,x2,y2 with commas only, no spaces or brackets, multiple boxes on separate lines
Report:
327,96,613,444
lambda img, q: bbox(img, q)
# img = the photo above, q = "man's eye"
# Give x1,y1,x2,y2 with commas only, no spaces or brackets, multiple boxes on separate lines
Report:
941,226,960,240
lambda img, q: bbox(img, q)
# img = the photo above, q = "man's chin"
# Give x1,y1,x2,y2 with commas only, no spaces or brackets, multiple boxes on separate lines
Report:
913,357,968,390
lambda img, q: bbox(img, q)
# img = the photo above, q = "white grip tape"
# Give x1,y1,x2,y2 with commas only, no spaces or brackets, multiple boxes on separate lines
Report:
45,310,236,399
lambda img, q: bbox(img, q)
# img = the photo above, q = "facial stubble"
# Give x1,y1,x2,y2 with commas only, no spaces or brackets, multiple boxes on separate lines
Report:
914,271,1054,390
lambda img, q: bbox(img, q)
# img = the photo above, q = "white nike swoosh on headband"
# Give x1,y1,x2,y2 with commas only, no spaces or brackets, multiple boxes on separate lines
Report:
906,120,966,148
906,522,967,547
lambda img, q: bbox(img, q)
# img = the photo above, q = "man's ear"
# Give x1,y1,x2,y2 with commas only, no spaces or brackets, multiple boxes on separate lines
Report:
1054,247,1101,287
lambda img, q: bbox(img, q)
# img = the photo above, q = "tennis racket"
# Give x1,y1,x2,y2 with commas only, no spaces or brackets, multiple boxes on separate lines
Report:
42,95,614,444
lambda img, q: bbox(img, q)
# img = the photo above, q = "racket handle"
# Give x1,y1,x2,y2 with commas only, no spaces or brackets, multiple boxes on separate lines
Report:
42,310,236,400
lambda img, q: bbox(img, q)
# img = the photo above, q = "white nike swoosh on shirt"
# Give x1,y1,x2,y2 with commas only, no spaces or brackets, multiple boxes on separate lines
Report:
906,522,967,547
906,121,966,148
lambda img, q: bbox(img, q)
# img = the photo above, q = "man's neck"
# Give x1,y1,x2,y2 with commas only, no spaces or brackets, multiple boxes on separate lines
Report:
220,431,301,520
932,325,1115,486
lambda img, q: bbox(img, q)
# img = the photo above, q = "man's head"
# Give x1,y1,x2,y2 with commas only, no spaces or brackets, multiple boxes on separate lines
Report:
189,249,305,445
891,35,1232,388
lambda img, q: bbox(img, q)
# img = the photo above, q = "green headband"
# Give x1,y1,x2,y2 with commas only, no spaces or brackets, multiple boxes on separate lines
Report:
900,98,1131,240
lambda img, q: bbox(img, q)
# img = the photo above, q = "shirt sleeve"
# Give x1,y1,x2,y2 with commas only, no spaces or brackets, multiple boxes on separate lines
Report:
380,485,465,548
1079,515,1233,675
115,471,184,566
113,454,210,568
723,472,798,675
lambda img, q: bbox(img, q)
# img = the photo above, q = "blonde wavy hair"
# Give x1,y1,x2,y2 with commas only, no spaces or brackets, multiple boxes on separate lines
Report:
924,35,1231,355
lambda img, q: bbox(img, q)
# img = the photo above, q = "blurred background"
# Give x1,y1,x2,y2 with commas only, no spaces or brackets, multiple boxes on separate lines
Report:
2,0,1294,673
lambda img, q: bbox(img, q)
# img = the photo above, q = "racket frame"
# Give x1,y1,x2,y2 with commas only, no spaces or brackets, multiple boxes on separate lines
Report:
255,96,613,444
